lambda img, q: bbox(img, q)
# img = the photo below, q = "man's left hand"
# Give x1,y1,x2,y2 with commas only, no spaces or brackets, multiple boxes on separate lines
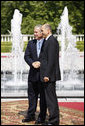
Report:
44,77,49,82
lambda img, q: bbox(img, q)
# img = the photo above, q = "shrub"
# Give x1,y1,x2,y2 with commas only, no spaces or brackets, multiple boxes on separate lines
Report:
1,41,84,52
76,41,84,52
1,41,28,52
1,42,12,53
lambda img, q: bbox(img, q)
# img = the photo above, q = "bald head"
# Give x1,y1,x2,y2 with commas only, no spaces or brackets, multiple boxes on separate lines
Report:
41,24,52,38
42,24,52,32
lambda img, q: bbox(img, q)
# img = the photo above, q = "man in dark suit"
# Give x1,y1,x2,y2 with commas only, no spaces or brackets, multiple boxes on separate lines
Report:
22,25,47,124
40,24,61,125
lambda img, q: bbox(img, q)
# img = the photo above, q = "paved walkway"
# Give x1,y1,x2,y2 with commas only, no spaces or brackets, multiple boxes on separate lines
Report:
1,100,84,125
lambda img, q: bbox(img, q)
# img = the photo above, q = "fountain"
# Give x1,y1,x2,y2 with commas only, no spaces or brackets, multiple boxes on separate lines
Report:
1,7,84,97
56,6,84,96
11,9,23,83
1,9,27,97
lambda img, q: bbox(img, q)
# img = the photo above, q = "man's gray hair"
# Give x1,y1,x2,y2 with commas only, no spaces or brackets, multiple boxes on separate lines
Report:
34,24,42,30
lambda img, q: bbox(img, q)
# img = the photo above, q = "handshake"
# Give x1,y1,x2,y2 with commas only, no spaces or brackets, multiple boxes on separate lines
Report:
32,61,41,69
32,61,49,82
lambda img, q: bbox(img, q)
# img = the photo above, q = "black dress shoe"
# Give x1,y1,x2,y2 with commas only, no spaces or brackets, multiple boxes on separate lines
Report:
42,122,59,125
35,117,45,124
42,122,52,125
22,116,35,122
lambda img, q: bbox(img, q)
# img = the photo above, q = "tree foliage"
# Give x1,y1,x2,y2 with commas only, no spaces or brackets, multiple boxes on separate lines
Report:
1,1,84,34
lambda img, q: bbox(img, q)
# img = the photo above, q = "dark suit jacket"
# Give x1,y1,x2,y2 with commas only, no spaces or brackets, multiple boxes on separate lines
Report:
40,35,61,82
24,39,45,82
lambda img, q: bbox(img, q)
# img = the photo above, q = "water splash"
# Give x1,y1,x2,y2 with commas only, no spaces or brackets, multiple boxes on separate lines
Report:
11,9,23,83
5,9,26,88
57,6,84,90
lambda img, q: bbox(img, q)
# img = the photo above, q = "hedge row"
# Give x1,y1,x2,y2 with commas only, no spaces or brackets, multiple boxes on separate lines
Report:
1,41,28,53
75,41,84,51
1,41,84,53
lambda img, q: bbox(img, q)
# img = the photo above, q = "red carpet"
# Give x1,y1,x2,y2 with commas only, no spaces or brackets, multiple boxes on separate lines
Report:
1,100,84,125
59,102,84,112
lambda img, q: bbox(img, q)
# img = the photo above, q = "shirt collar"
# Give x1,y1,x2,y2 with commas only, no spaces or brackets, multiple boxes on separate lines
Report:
45,34,52,40
37,38,44,43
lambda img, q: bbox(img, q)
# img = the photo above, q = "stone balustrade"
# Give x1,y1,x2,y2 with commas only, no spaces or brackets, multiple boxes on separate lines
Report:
1,34,84,42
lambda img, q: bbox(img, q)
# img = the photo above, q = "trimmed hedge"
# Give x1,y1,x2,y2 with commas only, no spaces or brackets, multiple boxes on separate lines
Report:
76,41,84,52
1,41,84,53
1,41,28,52
1,42,12,52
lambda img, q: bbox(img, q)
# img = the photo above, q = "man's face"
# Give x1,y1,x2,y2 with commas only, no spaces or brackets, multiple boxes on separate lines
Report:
34,27,43,40
41,26,48,39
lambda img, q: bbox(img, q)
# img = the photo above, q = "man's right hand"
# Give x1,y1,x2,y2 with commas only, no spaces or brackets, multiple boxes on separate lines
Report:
32,61,41,68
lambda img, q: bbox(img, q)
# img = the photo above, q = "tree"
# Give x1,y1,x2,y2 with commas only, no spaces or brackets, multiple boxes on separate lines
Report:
1,1,84,34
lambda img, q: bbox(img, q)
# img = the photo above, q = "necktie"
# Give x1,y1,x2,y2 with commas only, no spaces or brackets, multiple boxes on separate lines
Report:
37,41,41,57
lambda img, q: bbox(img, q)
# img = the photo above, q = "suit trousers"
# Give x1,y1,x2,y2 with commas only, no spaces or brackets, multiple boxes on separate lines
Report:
44,82,60,125
27,81,47,120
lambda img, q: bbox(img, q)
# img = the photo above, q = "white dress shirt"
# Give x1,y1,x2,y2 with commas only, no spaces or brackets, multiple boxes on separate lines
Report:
45,34,52,40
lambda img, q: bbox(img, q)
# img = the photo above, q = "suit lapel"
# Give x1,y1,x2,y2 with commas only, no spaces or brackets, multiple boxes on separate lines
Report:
33,39,38,59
